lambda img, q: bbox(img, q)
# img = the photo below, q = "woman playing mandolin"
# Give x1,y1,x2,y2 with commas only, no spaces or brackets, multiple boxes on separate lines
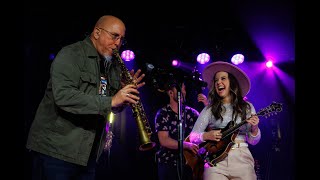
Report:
188,61,260,180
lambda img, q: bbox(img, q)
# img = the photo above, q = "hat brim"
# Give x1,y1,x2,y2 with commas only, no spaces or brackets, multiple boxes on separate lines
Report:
202,61,251,97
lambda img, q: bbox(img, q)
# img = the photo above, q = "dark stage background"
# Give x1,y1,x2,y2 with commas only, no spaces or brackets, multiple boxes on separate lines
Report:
24,1,295,180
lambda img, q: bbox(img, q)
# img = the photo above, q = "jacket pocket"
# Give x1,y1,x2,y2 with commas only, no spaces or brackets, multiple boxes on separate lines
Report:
80,72,98,93
80,72,97,84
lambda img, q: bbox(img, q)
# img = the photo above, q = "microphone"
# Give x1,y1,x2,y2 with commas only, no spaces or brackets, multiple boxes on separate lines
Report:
182,67,208,94
145,63,168,92
146,63,155,71
146,63,168,74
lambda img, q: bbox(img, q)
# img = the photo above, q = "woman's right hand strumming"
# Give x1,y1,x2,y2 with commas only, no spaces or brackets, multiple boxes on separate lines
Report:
203,130,222,142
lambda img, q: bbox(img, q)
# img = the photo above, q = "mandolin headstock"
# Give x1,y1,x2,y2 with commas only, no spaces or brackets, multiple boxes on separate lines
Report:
256,101,283,118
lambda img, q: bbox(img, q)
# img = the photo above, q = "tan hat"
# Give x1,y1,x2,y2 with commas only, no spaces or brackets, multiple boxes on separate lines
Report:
202,61,251,97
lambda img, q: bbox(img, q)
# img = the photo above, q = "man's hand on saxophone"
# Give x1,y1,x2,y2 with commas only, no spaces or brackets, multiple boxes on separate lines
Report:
112,84,139,107
130,69,146,88
112,69,146,108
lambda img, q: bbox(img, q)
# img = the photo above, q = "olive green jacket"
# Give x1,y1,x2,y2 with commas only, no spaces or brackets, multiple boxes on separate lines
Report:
26,37,123,166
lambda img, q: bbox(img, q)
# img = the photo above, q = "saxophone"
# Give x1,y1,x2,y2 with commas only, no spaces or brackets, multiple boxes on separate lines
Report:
113,49,156,151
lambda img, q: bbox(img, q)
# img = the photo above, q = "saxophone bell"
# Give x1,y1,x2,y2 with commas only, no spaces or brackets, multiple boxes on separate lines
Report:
140,142,156,151
133,106,156,151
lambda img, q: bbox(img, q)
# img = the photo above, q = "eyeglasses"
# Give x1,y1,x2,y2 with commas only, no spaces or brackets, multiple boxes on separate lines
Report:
98,27,127,45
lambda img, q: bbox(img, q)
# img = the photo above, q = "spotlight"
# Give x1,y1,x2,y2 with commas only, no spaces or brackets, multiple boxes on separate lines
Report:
171,59,180,67
196,53,210,64
231,54,244,65
49,53,55,61
266,60,273,68
121,50,135,61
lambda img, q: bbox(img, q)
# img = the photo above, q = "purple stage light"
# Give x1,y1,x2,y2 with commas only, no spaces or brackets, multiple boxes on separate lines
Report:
196,53,210,64
231,54,244,65
121,50,135,61
172,59,180,67
266,60,273,68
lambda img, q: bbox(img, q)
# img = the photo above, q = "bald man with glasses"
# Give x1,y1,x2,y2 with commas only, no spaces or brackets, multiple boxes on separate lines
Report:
26,15,145,180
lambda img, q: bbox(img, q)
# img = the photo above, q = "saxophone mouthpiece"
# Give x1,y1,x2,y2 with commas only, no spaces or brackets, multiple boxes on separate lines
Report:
112,48,120,54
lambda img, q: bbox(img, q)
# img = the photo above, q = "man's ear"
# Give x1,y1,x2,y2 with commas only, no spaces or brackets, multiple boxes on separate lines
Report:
94,28,100,39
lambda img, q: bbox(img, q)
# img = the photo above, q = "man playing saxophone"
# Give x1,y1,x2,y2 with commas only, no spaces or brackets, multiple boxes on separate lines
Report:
26,15,145,180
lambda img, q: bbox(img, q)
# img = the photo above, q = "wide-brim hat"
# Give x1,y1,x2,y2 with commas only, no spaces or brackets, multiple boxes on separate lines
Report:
202,61,251,97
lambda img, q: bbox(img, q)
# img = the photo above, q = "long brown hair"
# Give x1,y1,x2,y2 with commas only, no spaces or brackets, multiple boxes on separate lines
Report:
208,72,250,121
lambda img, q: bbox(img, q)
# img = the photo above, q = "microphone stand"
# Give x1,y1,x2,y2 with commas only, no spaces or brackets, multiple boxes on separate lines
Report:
176,84,185,180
